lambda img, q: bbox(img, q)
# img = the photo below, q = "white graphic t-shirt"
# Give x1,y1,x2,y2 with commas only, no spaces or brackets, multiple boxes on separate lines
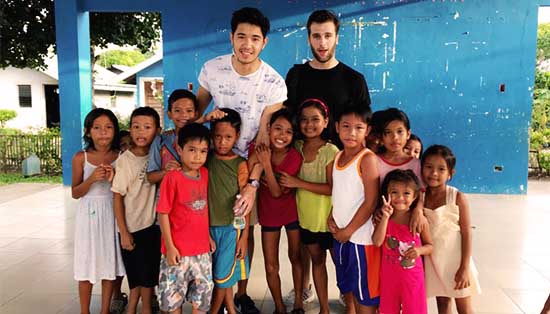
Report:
198,54,287,158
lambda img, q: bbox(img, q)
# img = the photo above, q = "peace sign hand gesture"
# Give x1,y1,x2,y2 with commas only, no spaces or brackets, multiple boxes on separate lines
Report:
381,195,394,219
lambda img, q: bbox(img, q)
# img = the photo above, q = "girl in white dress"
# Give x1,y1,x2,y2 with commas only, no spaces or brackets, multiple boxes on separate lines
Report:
72,108,125,314
422,145,480,314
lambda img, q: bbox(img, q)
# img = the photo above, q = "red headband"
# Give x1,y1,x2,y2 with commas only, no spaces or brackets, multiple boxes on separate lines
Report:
299,98,329,118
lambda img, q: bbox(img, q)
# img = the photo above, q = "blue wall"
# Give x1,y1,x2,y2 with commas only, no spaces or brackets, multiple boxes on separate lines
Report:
56,0,543,194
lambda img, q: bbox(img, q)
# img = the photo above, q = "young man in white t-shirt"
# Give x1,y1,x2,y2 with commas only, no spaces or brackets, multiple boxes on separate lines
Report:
196,7,287,314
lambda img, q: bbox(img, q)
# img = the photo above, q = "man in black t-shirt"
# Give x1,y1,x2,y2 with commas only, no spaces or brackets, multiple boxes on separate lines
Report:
284,10,371,145
282,9,371,314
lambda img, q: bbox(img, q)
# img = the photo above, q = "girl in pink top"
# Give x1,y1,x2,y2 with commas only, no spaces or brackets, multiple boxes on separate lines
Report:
374,108,426,234
372,169,433,314
248,108,304,314
375,108,421,184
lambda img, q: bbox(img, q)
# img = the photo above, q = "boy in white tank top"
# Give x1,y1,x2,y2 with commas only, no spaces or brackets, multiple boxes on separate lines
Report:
328,106,381,314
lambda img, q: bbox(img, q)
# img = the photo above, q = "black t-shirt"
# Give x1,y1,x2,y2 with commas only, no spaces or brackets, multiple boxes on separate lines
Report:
284,62,371,121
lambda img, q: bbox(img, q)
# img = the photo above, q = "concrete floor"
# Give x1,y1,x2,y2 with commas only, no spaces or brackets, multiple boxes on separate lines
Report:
0,181,549,313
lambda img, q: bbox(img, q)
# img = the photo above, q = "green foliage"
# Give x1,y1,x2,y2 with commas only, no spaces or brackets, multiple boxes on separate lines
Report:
0,0,161,70
96,49,151,69
535,70,550,90
0,128,22,135
539,151,550,173
0,173,62,186
0,109,17,128
531,70,550,151
538,23,550,62
117,115,131,131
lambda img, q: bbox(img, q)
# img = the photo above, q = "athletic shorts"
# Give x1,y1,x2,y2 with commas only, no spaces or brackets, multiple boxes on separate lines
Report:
333,240,381,307
211,225,249,288
158,253,213,312
120,224,161,289
261,220,300,232
299,227,333,250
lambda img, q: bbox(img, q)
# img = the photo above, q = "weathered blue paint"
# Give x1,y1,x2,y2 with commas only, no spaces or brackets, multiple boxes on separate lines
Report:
54,0,93,184
55,0,543,193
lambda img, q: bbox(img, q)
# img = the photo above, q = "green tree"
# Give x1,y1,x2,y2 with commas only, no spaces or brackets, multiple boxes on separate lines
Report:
0,0,161,70
0,109,17,128
537,23,550,62
97,49,152,69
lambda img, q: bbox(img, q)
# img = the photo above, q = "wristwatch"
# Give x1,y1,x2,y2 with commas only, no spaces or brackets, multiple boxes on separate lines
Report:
248,179,260,188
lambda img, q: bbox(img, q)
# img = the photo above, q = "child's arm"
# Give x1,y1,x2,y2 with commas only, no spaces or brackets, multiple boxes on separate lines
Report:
195,108,226,124
233,153,263,216
146,134,182,184
410,161,428,234
113,192,134,251
334,152,379,243
158,213,180,266
71,152,107,199
326,162,338,233
256,102,284,147
372,196,393,246
404,223,433,259
455,191,473,290
235,161,251,259
147,160,181,184
409,191,428,234
256,144,283,198
278,163,332,196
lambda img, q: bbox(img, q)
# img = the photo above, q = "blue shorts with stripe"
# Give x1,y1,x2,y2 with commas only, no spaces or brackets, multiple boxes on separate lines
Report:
210,225,249,288
333,240,381,307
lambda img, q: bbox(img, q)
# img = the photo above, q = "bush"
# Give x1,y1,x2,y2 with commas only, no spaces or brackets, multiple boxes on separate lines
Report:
0,109,17,128
539,151,550,173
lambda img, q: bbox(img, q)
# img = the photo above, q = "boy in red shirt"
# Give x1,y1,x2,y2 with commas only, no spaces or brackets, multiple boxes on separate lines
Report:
156,123,214,314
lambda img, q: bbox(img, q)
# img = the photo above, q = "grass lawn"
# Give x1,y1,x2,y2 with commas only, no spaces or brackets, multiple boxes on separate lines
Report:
0,173,62,186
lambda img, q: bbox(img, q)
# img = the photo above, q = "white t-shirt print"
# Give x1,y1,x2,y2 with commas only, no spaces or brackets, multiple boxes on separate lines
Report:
198,54,287,158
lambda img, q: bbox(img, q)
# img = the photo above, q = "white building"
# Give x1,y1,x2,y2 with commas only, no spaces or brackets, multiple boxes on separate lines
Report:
0,55,137,131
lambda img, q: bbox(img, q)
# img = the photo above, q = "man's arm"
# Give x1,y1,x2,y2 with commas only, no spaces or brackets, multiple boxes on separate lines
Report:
255,102,284,147
197,86,213,116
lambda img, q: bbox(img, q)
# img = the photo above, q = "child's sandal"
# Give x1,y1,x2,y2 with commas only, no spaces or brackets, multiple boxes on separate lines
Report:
290,308,305,314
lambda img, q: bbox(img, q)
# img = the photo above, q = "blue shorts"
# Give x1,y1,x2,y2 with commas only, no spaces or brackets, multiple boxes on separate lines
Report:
210,225,249,288
333,240,381,307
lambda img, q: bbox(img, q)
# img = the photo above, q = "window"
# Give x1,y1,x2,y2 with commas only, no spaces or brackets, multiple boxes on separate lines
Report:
18,85,32,107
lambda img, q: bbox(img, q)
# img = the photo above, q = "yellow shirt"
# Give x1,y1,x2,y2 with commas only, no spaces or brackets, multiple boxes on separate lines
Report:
295,141,339,232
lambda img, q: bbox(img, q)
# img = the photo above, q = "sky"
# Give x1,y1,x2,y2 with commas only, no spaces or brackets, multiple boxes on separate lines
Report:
540,6,550,24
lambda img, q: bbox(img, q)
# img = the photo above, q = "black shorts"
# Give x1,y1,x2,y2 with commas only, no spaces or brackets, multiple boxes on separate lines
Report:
261,220,300,232
299,227,334,250
120,224,161,289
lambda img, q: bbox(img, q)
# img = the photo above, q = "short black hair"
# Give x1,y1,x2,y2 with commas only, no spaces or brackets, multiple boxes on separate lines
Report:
167,89,197,112
269,107,294,126
380,169,421,208
307,9,340,35
119,130,130,138
297,99,330,140
210,108,242,133
130,106,160,129
337,104,372,124
421,145,456,173
83,108,120,151
379,108,411,132
231,7,270,38
177,123,211,148
408,134,423,158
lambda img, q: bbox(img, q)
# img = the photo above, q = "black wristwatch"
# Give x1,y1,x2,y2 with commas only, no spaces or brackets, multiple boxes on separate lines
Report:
248,179,260,188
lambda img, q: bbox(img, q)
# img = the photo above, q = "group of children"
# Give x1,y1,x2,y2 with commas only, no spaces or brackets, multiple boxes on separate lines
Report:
72,89,480,314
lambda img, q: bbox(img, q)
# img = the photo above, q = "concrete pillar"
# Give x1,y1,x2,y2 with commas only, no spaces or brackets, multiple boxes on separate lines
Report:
54,0,92,185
